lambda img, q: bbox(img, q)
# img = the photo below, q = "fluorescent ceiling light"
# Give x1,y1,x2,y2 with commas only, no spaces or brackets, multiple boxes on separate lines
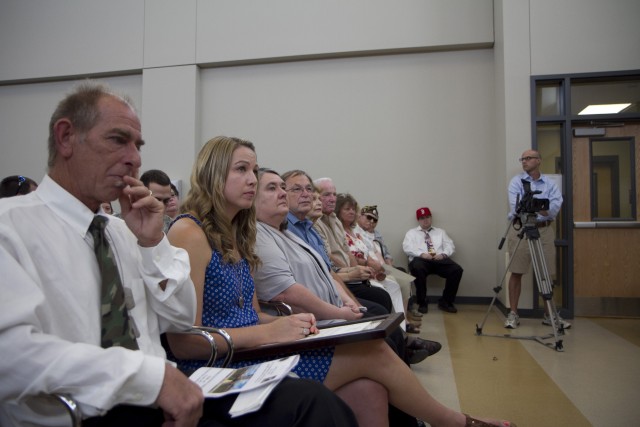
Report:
578,103,631,115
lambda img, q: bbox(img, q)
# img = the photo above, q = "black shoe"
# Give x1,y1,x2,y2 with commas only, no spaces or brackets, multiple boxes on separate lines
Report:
418,304,429,314
406,337,442,356
406,348,430,364
405,339,442,364
438,301,457,313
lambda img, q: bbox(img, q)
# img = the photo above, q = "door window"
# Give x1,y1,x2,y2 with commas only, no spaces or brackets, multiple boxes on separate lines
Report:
590,137,636,220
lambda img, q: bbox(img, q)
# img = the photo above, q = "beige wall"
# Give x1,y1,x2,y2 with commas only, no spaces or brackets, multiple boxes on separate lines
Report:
1,0,639,305
0,0,145,81
0,76,143,184
199,49,496,289
529,0,640,75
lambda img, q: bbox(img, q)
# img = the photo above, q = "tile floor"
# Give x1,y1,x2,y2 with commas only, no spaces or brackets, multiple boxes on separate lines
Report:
409,304,640,427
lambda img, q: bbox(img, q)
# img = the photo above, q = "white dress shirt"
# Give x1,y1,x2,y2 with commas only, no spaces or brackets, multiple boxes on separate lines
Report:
402,226,456,262
0,175,196,426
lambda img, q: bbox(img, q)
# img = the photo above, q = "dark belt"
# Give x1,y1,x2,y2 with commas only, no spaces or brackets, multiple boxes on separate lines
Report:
536,220,552,228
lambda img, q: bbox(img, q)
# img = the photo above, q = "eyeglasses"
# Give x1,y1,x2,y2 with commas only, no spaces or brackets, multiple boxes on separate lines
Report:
15,176,26,195
518,156,539,162
287,185,314,194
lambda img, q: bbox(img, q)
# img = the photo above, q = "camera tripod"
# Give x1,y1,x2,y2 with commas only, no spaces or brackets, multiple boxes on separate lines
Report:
475,213,565,352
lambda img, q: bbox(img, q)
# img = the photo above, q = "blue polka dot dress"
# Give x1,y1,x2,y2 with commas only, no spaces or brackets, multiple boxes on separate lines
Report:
173,214,334,382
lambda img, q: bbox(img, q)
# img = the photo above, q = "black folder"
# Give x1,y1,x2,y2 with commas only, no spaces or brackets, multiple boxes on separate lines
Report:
232,312,403,361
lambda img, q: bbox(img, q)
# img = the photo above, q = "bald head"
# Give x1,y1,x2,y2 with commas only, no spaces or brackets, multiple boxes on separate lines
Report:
519,149,541,178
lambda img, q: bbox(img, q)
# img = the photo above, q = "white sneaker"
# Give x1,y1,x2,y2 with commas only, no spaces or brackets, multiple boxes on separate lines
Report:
542,313,572,329
504,311,520,329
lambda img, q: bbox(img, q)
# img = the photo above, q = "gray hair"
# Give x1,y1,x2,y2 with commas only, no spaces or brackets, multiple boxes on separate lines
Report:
47,81,135,168
313,177,333,188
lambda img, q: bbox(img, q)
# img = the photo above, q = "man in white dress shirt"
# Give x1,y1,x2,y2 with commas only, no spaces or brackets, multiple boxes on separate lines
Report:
0,82,357,427
403,207,463,314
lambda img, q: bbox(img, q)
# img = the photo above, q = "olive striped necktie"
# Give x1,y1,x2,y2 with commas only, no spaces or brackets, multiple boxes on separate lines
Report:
89,215,138,350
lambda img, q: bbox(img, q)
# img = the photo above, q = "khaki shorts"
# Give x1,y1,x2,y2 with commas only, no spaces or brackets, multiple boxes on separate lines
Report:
507,224,556,275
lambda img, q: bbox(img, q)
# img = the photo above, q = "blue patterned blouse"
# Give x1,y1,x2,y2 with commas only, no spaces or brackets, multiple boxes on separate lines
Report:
171,214,334,382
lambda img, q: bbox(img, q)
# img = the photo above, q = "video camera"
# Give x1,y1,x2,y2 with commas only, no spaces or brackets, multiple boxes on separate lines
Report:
516,179,549,214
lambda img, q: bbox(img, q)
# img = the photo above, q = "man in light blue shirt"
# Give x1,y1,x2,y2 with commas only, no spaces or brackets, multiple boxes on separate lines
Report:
504,149,570,330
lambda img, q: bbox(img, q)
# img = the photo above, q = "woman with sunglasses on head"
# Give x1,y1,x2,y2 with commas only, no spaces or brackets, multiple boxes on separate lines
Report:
0,175,38,198
166,135,517,427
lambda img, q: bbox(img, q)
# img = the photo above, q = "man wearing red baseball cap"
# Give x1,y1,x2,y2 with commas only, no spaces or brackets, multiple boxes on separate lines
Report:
402,207,463,314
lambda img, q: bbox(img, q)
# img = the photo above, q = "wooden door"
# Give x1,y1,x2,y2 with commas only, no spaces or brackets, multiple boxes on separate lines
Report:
572,124,640,316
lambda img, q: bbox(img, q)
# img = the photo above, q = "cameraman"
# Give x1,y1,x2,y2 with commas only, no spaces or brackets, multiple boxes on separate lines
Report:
504,149,571,329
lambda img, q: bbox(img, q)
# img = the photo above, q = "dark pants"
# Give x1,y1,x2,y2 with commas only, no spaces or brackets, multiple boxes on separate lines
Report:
83,377,358,427
357,297,389,316
409,258,463,306
346,281,393,313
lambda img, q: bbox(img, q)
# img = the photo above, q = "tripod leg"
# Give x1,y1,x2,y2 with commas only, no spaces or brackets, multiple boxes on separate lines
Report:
544,298,564,351
530,238,553,296
476,231,524,334
475,292,500,335
528,237,564,351
529,238,561,320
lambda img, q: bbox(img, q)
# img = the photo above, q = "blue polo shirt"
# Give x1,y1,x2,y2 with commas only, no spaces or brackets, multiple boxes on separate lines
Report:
286,212,332,269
